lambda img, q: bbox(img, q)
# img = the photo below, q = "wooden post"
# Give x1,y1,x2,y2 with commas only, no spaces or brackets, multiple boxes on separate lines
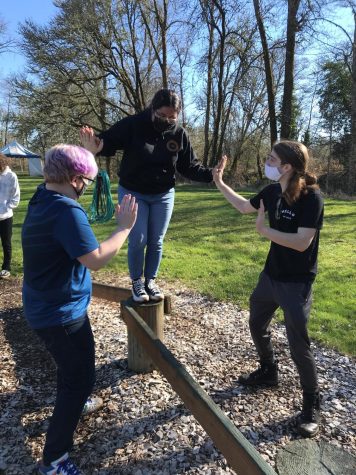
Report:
121,298,164,373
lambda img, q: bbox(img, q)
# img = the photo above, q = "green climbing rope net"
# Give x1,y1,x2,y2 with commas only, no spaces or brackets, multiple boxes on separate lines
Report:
87,170,115,223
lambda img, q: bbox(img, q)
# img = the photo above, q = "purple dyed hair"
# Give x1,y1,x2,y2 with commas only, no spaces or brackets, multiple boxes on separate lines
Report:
43,144,98,184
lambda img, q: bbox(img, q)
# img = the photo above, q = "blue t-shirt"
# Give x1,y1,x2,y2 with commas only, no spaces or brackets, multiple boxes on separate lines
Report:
22,184,99,329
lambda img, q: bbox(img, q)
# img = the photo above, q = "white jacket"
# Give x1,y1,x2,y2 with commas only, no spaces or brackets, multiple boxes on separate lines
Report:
0,167,20,220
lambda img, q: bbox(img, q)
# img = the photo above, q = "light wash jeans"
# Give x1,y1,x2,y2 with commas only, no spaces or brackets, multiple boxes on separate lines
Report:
118,186,175,280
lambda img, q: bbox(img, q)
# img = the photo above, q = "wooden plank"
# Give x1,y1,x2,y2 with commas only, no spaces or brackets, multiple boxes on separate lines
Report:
92,281,172,314
92,281,131,301
122,303,277,475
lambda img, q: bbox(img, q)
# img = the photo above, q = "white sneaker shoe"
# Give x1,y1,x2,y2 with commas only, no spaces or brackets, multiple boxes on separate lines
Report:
145,279,164,301
82,396,103,415
132,278,149,303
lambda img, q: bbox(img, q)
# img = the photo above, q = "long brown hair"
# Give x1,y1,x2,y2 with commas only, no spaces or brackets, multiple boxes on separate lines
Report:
0,153,9,174
273,140,318,205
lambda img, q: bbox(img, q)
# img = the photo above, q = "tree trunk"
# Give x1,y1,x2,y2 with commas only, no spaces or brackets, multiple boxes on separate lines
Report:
326,124,333,194
203,21,214,166
159,0,168,88
280,0,301,139
99,76,111,176
210,1,226,166
348,11,356,195
253,0,278,146
139,0,168,89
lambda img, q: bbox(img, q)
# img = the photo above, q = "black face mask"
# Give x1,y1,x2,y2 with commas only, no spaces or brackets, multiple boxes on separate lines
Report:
153,115,176,133
72,183,87,199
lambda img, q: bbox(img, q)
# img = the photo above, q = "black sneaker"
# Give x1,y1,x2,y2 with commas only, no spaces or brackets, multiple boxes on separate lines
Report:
145,279,164,301
132,278,149,303
238,361,278,387
297,391,321,438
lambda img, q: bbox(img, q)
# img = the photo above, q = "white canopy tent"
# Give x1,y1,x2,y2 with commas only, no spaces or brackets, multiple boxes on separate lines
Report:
0,140,43,176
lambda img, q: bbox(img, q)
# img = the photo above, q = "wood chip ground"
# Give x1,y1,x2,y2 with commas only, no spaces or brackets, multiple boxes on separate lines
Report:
0,275,355,474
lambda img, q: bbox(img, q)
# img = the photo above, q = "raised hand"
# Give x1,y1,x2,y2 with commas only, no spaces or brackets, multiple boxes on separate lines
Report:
115,194,138,231
213,155,228,183
79,126,104,155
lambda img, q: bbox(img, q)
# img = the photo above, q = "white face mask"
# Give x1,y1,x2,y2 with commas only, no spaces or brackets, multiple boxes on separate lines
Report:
264,163,282,181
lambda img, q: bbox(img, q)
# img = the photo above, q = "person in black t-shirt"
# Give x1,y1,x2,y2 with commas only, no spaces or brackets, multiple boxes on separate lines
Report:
80,89,216,303
213,140,324,438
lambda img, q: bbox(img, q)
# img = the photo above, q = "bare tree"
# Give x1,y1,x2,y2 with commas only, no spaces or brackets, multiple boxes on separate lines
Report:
346,5,356,194
280,0,302,138
0,17,14,56
139,0,169,88
252,0,278,146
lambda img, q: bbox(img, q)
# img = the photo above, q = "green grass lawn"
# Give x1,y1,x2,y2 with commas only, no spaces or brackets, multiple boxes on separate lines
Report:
9,175,356,356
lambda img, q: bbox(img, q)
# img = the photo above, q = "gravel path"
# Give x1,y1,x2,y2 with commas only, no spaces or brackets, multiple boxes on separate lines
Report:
0,275,355,474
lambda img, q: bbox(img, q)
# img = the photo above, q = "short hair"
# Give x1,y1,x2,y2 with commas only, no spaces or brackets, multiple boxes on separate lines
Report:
150,89,181,113
0,153,9,174
43,144,98,184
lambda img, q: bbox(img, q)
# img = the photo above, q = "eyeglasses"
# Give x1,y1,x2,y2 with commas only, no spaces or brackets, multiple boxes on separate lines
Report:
275,197,282,220
154,112,178,125
80,175,95,186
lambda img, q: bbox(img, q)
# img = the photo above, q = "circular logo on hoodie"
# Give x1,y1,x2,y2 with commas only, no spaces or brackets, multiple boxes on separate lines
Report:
166,140,179,153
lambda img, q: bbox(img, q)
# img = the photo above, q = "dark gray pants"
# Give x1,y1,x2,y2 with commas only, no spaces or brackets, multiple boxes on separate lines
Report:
249,271,318,393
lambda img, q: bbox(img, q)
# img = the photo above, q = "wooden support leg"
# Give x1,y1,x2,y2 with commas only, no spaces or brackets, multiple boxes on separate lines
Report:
121,298,164,373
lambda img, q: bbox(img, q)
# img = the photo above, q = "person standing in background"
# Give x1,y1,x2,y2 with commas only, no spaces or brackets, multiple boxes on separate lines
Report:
0,153,20,279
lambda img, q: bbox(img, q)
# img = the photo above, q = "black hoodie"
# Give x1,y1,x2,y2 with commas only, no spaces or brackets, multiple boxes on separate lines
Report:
98,109,213,194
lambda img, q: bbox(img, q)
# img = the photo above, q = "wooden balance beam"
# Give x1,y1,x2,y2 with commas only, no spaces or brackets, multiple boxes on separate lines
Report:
92,280,276,474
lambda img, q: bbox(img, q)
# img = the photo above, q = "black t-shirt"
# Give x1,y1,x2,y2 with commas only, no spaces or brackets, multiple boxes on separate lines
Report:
98,109,213,194
250,183,324,282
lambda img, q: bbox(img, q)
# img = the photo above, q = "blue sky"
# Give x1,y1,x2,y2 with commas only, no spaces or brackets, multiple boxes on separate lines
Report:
0,0,58,77
0,1,354,90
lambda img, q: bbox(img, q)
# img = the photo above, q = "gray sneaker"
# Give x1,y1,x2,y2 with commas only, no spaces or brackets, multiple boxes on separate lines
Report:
145,279,164,301
132,278,149,303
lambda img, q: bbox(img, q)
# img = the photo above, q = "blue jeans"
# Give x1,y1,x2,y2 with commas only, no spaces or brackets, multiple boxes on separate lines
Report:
35,316,95,464
118,186,175,280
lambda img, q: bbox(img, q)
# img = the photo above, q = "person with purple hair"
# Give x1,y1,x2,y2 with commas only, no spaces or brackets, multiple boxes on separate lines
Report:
22,144,137,475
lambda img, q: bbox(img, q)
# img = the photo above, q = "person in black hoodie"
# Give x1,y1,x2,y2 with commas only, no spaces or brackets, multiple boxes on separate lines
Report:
80,89,216,303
